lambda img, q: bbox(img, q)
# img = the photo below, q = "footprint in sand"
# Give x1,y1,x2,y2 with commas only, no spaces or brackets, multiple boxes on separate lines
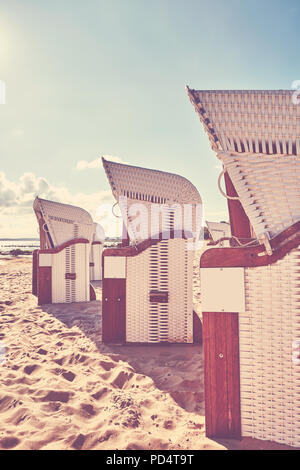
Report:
99,360,116,371
40,390,71,403
79,403,96,418
0,436,20,449
91,387,109,400
62,371,76,382
110,370,134,389
8,408,30,426
37,348,47,356
23,364,40,375
72,433,86,450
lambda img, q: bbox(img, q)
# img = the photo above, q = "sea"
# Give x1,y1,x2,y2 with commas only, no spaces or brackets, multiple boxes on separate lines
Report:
0,238,120,256
0,239,40,254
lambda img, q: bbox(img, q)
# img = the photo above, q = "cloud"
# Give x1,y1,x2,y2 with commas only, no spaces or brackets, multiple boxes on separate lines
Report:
76,155,128,170
0,171,59,212
76,158,100,170
0,172,17,207
0,170,120,237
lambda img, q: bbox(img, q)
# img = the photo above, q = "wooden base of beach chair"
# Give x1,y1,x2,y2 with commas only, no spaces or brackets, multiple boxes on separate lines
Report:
35,238,93,305
102,237,195,344
186,87,300,447
200,221,300,446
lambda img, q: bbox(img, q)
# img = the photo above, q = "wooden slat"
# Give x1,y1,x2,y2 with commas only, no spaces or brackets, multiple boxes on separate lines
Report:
102,278,126,343
224,172,252,244
225,312,241,437
122,222,130,247
38,266,52,305
214,312,228,436
90,284,96,301
203,312,241,438
203,313,213,434
193,311,202,344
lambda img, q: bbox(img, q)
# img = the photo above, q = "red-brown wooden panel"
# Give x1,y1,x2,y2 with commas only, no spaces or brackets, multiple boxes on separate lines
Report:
38,266,52,305
103,230,191,258
37,215,48,250
90,284,96,301
193,310,202,344
122,222,130,247
201,219,300,269
224,172,252,243
32,250,39,296
102,278,126,343
202,312,241,438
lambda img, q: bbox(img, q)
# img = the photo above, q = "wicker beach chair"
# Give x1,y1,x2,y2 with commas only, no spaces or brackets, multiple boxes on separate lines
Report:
206,221,231,247
32,197,95,304
101,157,203,344
187,88,300,447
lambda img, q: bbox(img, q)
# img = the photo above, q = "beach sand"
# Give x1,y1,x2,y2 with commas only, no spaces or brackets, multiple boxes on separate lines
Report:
0,256,296,450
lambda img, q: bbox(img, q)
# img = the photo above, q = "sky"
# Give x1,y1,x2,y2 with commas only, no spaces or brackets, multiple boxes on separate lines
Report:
1,0,300,237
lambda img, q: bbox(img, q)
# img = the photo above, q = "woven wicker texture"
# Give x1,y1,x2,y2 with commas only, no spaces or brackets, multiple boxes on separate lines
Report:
51,242,90,303
223,153,300,238
240,247,300,447
187,89,299,155
102,158,202,243
187,88,300,238
126,238,193,343
33,197,94,248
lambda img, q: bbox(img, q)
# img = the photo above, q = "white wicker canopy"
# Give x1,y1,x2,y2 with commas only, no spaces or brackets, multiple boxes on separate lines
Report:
187,88,300,238
102,157,202,243
33,197,94,248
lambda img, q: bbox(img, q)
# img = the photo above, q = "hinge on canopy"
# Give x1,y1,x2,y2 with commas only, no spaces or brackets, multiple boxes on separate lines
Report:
257,232,273,256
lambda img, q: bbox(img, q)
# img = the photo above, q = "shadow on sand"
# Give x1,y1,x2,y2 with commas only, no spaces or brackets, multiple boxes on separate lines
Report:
41,283,298,451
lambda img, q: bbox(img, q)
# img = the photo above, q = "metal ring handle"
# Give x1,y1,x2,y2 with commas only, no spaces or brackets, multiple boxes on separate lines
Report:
218,169,240,201
112,202,122,219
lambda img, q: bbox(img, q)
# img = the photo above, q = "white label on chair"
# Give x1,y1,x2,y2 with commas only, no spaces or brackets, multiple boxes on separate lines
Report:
201,267,245,312
39,253,52,267
104,257,126,278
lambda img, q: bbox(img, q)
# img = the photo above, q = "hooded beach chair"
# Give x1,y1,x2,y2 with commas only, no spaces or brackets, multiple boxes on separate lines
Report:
101,157,203,344
187,88,300,447
206,221,231,247
32,197,95,304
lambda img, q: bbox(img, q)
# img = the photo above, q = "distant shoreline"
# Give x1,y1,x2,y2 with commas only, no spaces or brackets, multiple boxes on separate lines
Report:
0,238,39,241
0,238,120,257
